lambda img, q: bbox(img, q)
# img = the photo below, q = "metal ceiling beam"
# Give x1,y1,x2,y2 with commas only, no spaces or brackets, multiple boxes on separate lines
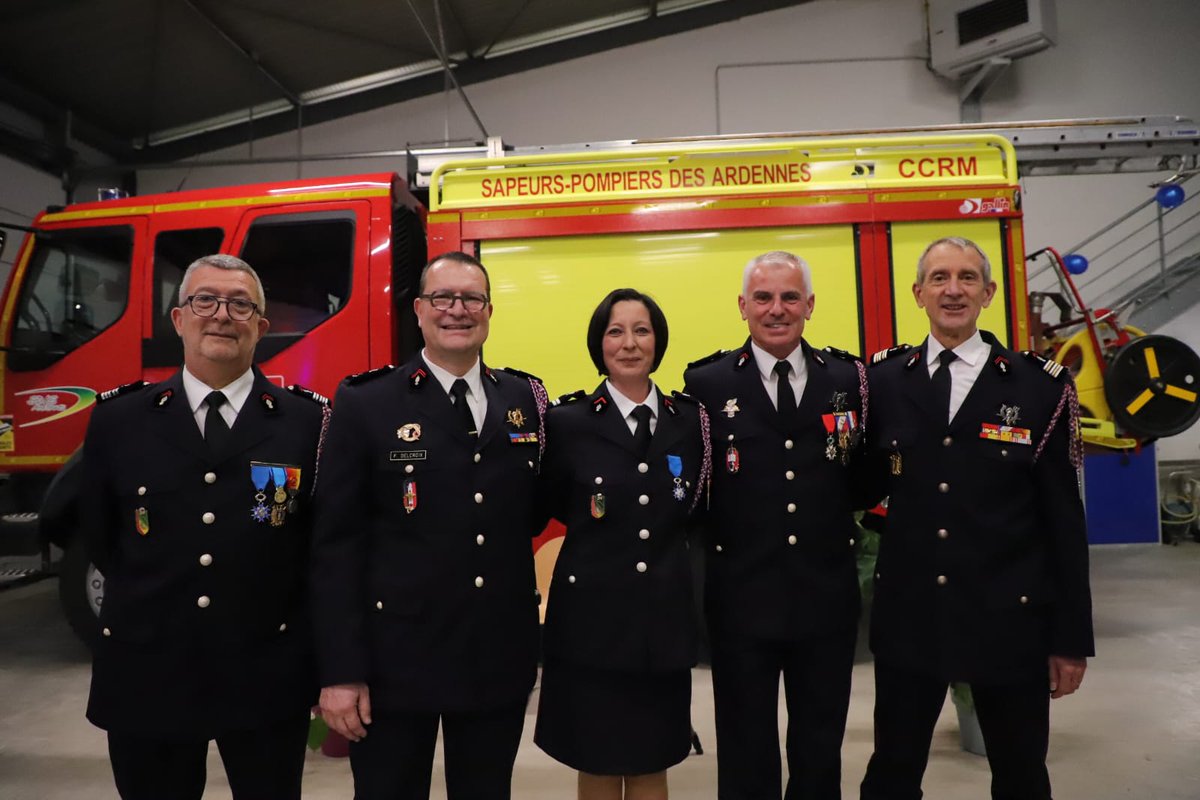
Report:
405,0,488,139
181,0,301,107
125,0,809,164
218,4,429,62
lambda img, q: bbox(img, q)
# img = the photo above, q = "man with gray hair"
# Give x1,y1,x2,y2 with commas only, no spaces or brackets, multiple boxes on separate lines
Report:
685,250,869,799
860,236,1092,800
81,254,329,799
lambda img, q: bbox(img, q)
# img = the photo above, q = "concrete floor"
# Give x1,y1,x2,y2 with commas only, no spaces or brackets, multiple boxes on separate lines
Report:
1,543,1198,799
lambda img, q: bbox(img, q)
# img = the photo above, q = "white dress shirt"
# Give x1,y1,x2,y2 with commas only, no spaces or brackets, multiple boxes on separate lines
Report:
182,366,254,436
926,329,990,423
750,341,807,410
423,349,486,432
607,380,660,435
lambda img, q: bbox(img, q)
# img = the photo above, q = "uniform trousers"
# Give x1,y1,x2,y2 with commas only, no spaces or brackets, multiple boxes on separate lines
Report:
710,626,857,800
105,713,309,800
348,703,527,800
860,659,1052,800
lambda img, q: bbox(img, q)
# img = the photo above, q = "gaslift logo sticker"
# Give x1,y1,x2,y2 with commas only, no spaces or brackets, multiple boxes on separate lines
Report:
959,197,1011,215
15,386,98,427
0,416,13,452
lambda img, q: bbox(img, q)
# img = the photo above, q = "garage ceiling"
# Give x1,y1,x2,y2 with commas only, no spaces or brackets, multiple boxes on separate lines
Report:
0,0,808,179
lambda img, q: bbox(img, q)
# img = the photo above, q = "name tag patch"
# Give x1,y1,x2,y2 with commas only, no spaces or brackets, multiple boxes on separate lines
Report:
389,449,428,462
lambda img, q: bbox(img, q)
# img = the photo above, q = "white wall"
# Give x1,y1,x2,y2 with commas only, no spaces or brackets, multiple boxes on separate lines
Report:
4,0,1200,451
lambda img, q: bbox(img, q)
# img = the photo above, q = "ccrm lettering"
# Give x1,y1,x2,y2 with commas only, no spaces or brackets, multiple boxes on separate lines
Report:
898,156,979,179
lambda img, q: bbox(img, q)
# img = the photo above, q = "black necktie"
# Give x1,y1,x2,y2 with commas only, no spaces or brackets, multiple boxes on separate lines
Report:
774,360,797,427
204,390,231,453
450,379,477,437
631,404,653,457
933,349,958,425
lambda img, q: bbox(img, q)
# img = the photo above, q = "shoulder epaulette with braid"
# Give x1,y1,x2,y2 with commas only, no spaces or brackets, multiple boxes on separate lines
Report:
98,380,149,403
824,346,862,362
499,366,544,384
343,365,395,385
552,390,586,407
287,384,331,406
870,344,912,365
1021,351,1067,380
686,350,728,370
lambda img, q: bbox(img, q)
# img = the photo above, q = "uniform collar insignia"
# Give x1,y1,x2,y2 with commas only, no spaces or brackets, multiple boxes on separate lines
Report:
410,367,428,390
663,396,677,415
811,349,826,367
260,392,277,412
154,388,174,407
735,350,751,369
485,367,499,385
592,396,609,414
992,354,1010,375
905,350,922,369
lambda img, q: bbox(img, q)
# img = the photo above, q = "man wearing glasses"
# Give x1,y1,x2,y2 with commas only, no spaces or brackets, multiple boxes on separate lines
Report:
81,254,329,799
312,251,549,800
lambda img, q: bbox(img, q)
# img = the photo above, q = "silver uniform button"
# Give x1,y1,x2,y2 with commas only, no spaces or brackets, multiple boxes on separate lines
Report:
785,470,795,480
1020,595,1029,604
638,494,649,506
474,492,484,504
715,545,723,552
474,576,484,588
102,627,112,637
636,561,648,573
474,453,482,463
595,476,603,485
197,595,211,608
137,486,147,496
637,463,649,474
476,534,485,546
936,575,948,586
199,553,213,566
786,502,797,513
938,482,949,493
405,464,414,474
938,528,949,539
943,436,953,447
376,600,384,610
784,439,794,449
279,623,288,632
639,528,650,540
568,575,576,584
204,472,217,484
1001,448,1008,457
727,434,735,441
849,538,856,546
202,512,215,524
787,535,797,545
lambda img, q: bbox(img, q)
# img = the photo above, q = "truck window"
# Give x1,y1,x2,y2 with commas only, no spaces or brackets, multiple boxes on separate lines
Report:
238,211,354,342
144,228,226,368
8,226,133,372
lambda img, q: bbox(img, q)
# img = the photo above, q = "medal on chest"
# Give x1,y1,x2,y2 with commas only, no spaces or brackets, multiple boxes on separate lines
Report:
820,391,857,464
668,454,686,501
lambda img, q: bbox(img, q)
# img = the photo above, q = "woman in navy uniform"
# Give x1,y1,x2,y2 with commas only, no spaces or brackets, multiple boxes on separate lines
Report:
535,288,711,800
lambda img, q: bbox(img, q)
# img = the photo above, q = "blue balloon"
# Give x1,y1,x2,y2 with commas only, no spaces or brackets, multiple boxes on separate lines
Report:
1156,184,1186,209
1064,253,1089,275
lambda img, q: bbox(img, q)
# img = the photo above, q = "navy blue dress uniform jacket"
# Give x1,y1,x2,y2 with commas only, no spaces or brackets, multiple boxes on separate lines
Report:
310,356,547,714
863,331,1094,684
540,385,708,673
683,338,866,641
81,368,327,739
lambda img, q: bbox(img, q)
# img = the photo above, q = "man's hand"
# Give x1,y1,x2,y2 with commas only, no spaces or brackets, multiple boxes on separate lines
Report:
1048,655,1087,699
320,682,372,741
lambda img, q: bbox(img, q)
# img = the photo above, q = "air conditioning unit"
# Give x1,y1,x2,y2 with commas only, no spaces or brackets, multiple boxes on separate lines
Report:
928,0,1057,78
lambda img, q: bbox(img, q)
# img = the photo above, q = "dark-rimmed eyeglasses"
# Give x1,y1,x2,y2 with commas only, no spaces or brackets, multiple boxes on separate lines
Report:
419,292,489,312
184,294,260,321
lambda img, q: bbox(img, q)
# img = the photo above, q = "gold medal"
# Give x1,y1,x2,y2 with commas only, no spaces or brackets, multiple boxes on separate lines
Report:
274,486,288,504
890,451,902,476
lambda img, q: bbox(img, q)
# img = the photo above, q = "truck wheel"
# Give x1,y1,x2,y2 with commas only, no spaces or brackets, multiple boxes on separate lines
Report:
59,538,103,650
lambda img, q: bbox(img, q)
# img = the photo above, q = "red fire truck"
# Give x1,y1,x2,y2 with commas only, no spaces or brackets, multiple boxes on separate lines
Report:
0,133,1029,643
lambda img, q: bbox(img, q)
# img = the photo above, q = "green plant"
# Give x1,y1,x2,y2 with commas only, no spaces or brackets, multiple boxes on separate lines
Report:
855,512,881,605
